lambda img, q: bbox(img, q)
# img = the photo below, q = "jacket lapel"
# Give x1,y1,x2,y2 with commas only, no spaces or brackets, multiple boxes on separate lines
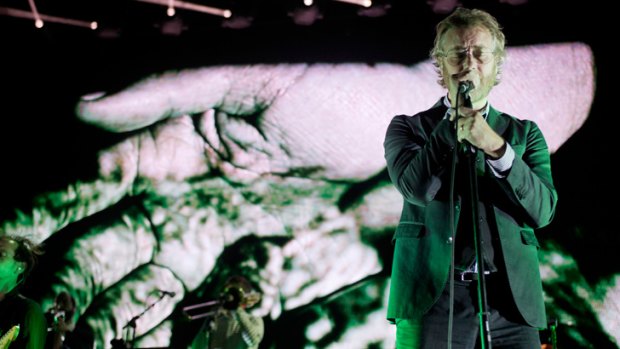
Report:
487,105,509,138
476,148,486,175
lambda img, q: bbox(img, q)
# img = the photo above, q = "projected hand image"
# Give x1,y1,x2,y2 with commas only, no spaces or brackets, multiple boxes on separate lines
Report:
1,43,595,347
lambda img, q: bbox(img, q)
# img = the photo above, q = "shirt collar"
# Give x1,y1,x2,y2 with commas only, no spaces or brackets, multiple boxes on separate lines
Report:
442,95,490,120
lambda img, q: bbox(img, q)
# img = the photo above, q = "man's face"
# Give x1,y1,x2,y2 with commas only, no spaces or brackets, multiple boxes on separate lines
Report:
439,25,499,107
0,239,23,294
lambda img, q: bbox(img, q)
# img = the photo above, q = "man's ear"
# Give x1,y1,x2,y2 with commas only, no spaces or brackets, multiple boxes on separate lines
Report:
15,263,25,285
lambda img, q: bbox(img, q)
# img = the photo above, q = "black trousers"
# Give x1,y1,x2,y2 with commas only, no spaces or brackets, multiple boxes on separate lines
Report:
395,273,542,349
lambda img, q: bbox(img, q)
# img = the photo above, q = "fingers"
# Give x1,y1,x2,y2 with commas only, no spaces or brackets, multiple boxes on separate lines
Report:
455,110,478,143
75,62,447,182
40,208,158,315
75,44,594,183
457,122,467,143
82,265,183,346
76,65,309,133
1,173,137,243
279,202,382,311
148,176,287,291
490,42,594,153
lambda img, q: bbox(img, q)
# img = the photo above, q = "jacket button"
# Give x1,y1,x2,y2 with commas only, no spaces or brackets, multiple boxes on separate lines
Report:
447,237,453,244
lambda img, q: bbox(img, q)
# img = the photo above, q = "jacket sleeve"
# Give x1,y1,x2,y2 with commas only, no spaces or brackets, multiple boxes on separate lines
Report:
497,120,558,228
383,114,456,206
24,300,47,349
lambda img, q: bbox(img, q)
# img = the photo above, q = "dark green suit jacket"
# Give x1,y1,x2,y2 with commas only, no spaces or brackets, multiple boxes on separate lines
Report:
383,99,558,328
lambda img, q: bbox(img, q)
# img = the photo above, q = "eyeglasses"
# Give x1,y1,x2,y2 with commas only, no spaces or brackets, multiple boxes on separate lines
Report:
439,47,497,65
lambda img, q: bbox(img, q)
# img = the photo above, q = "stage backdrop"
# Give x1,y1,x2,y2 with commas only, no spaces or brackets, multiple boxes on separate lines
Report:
1,1,617,348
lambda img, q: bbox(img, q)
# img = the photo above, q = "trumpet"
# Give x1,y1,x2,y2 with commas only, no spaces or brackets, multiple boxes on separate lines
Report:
182,288,261,320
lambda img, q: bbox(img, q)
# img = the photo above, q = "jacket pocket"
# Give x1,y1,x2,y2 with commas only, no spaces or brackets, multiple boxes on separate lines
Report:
520,229,540,248
392,223,425,243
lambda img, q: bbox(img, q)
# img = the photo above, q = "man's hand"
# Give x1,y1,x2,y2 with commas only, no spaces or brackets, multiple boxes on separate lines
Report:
454,107,506,157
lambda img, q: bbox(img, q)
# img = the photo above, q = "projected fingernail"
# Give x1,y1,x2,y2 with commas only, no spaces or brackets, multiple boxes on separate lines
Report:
81,91,107,101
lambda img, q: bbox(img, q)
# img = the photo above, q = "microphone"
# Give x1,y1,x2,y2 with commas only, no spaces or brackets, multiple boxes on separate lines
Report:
458,81,474,109
458,81,473,106
158,289,176,297
457,81,474,152
458,80,473,94
458,80,473,95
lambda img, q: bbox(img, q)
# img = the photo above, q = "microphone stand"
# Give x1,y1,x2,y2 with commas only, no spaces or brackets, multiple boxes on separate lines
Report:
458,88,492,349
112,292,169,349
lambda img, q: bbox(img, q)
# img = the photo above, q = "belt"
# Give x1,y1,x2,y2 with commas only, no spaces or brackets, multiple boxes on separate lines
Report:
455,271,491,282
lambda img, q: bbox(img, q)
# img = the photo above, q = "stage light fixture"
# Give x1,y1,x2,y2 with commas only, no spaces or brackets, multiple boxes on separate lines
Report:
0,6,97,30
135,0,231,18
167,0,176,16
27,0,43,27
332,0,372,7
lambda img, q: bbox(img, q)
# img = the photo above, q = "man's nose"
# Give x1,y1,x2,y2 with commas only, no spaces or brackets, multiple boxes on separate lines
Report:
461,50,476,68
